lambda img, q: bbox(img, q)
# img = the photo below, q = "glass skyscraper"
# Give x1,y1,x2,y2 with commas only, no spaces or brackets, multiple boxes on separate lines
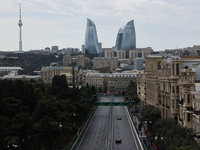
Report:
85,18,100,55
115,26,125,52
115,20,136,52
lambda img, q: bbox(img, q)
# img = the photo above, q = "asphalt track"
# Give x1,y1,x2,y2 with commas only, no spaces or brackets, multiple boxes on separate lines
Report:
77,96,142,150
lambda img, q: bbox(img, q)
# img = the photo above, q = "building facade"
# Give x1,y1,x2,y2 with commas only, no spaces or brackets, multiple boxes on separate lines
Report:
63,54,72,66
105,49,114,58
134,58,144,70
41,66,73,83
93,57,118,70
86,72,137,93
117,50,126,59
107,73,137,94
142,52,200,144
129,48,153,60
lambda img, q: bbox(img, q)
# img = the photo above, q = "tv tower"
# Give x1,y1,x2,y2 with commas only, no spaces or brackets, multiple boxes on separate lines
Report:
18,3,23,51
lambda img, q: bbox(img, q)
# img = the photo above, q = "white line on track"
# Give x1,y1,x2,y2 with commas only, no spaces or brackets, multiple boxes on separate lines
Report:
124,106,144,150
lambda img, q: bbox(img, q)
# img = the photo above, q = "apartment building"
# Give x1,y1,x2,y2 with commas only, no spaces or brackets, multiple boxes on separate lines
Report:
41,66,73,83
142,52,200,144
93,57,118,71
86,72,137,93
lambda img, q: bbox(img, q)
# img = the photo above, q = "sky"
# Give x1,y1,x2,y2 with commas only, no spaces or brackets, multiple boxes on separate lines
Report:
0,0,200,51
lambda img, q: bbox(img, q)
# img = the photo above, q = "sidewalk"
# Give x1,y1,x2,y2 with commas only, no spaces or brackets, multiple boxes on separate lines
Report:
128,106,155,150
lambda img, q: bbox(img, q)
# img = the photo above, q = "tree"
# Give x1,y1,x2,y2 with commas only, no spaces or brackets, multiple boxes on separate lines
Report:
141,105,161,132
33,87,45,102
51,75,68,95
126,81,140,105
150,118,199,150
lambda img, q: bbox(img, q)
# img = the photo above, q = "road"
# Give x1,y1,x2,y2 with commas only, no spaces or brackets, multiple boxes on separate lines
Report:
77,96,112,150
113,97,142,150
77,96,142,150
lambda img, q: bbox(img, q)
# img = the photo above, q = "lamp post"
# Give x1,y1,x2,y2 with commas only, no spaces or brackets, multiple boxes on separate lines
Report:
155,134,163,148
59,123,62,149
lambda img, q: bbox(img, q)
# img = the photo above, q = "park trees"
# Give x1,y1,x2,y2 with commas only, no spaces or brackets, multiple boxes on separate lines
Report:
126,81,140,105
150,118,199,150
0,76,95,150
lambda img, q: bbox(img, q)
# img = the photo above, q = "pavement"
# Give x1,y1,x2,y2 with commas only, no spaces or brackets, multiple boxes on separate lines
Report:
128,106,156,150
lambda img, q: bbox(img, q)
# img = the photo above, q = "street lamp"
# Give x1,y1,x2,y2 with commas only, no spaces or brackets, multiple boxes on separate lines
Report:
59,123,62,149
155,134,163,141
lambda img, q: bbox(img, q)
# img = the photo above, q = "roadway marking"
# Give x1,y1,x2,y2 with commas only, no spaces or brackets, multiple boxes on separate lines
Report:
124,106,144,150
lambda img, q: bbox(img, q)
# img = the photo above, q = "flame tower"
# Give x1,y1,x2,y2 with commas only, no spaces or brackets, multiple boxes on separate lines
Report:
18,4,23,51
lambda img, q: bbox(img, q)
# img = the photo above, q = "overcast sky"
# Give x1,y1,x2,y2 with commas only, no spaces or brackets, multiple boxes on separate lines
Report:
0,0,200,51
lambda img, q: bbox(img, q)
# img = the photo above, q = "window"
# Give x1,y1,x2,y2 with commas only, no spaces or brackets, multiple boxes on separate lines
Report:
176,100,179,108
176,86,179,93
188,113,190,122
157,62,161,69
138,53,142,57
172,100,175,108
188,94,190,103
172,86,175,93
176,64,179,75
172,64,174,75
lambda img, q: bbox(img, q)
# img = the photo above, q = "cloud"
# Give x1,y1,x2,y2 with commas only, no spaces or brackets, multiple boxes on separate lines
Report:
0,0,200,50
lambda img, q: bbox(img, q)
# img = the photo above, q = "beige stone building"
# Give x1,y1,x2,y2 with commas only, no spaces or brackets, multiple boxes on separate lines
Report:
93,57,118,70
86,73,108,93
107,73,137,94
191,90,200,145
63,54,90,68
129,47,153,60
117,50,126,59
41,66,73,83
145,54,163,107
77,55,87,68
105,49,114,58
118,59,132,65
137,70,146,107
86,72,137,93
142,52,200,143
63,54,72,66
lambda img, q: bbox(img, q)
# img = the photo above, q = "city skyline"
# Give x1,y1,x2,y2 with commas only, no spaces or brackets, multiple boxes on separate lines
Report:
0,0,200,51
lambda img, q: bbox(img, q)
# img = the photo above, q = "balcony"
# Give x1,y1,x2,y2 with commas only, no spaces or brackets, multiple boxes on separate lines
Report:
186,107,193,113
193,110,200,115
